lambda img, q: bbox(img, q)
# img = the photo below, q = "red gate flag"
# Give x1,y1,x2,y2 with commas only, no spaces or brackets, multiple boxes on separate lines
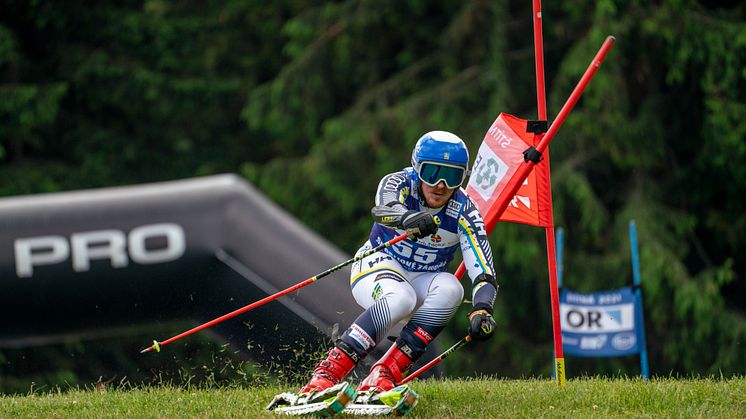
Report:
466,113,553,227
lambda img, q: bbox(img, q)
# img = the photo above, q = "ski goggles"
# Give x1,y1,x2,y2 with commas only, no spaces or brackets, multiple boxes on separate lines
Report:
418,162,466,189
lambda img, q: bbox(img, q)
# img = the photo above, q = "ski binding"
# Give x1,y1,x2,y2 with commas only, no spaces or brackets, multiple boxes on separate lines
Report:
266,381,357,417
342,384,419,416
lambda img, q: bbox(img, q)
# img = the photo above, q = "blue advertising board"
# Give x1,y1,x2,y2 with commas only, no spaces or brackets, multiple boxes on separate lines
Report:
555,222,649,378
559,286,643,357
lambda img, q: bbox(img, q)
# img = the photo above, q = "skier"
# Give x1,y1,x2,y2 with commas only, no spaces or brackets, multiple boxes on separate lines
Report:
299,131,498,413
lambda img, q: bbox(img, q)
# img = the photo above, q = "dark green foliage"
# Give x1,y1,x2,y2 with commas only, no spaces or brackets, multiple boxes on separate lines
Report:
1,0,744,390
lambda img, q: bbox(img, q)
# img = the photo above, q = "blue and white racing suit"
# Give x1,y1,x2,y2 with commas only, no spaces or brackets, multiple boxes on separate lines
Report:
340,168,497,361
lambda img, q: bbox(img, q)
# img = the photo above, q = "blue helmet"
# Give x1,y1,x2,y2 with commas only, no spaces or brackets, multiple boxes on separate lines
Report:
411,131,469,189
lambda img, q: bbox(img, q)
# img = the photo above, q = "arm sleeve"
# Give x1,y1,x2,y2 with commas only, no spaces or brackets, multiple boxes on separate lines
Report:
375,171,409,211
457,198,497,309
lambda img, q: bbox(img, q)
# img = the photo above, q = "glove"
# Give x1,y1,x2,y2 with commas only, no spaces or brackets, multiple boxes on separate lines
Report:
399,210,438,239
468,306,496,341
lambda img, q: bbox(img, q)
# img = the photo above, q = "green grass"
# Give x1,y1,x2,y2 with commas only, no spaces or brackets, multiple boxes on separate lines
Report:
2,377,745,418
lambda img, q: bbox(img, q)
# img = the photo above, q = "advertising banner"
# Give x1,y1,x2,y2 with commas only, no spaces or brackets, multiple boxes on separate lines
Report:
560,286,643,357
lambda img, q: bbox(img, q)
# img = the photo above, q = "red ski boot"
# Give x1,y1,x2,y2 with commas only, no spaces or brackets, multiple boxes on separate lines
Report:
299,346,357,394
350,343,419,416
266,346,358,416
358,343,414,393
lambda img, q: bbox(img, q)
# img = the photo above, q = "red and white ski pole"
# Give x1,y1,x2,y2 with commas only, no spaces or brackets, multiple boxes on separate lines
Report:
399,335,472,385
140,231,412,354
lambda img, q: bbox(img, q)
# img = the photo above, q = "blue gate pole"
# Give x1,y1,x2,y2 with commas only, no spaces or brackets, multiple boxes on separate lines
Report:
629,221,650,380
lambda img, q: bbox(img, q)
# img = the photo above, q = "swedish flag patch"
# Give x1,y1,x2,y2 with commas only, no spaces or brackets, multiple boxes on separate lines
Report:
372,283,383,301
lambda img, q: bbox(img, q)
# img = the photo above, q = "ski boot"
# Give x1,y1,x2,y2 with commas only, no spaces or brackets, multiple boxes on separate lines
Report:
267,344,358,417
345,343,419,416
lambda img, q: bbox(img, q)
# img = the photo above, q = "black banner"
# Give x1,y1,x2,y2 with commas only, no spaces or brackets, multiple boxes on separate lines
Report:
0,175,360,365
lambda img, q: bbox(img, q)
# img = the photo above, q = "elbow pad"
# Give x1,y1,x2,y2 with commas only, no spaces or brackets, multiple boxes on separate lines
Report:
371,204,407,227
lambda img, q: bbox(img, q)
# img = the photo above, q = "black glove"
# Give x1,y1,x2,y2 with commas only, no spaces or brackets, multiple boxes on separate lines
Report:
399,210,438,239
468,306,496,341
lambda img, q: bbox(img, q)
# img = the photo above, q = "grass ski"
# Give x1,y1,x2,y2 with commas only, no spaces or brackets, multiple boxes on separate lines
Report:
342,385,419,416
266,382,356,417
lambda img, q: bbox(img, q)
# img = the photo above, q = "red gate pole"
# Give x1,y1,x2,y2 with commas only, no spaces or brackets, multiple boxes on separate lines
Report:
454,35,616,382
532,0,566,387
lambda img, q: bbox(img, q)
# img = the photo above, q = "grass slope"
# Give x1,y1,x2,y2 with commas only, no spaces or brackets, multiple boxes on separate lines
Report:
2,377,745,417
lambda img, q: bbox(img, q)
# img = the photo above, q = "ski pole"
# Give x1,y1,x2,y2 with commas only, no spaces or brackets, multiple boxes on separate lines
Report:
399,335,472,385
141,231,412,354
